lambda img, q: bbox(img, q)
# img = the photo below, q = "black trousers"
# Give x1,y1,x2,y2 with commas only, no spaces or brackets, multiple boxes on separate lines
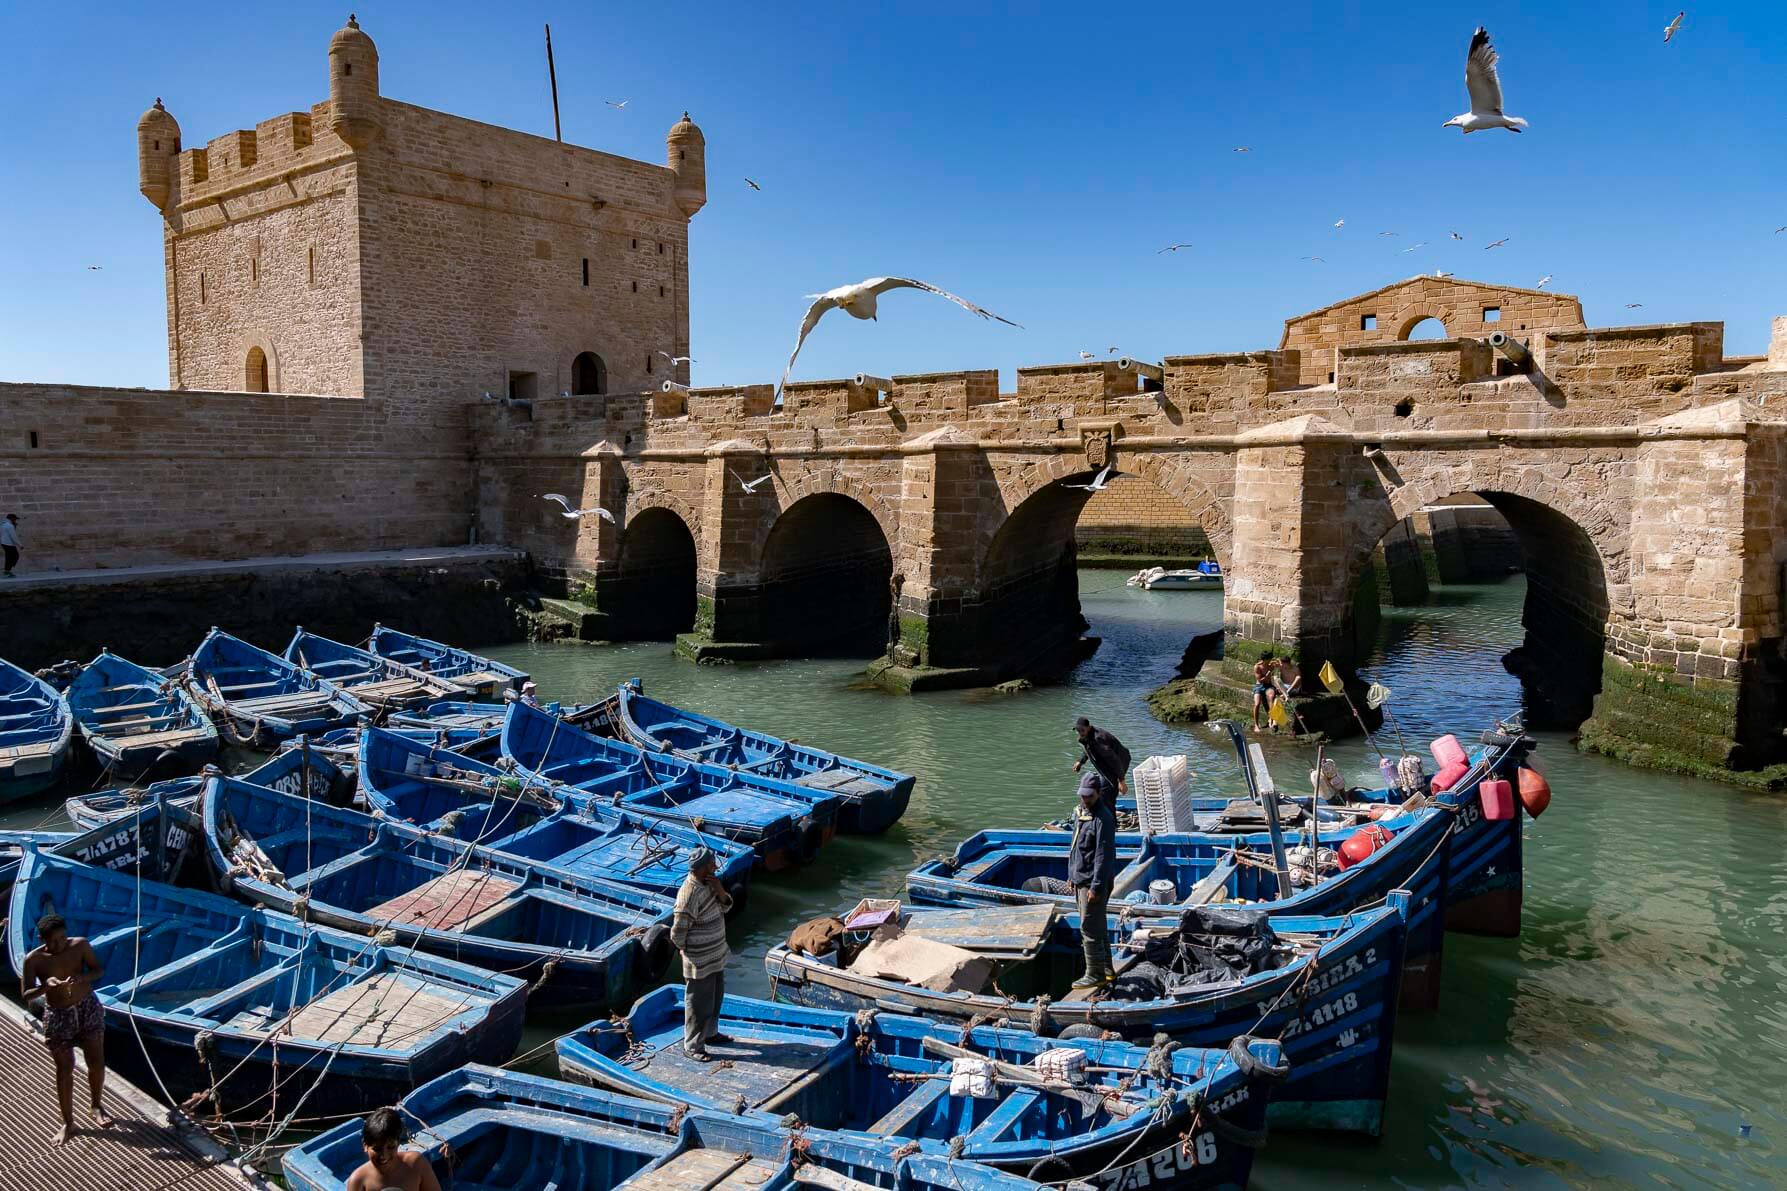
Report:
2,545,16,573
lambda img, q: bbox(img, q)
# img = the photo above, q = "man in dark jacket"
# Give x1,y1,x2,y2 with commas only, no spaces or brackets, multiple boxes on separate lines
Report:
1067,769,1119,987
1073,718,1130,795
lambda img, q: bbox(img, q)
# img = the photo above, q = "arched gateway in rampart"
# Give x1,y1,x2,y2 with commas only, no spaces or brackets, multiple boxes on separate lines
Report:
474,277,1787,779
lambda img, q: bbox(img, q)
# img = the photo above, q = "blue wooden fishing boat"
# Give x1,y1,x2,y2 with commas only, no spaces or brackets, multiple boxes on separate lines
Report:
285,627,460,712
8,847,527,1117
593,680,914,834
202,772,676,1011
1350,724,1539,938
767,895,1411,1136
503,701,841,871
62,740,354,832
283,1064,1044,1191
559,986,1283,1188
65,649,218,777
185,628,370,747
359,725,755,904
366,623,530,698
388,699,516,733
0,656,73,802
909,806,1453,1009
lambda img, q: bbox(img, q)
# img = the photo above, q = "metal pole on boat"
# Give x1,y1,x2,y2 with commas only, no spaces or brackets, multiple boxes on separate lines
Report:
1247,743,1295,900
1215,721,1293,899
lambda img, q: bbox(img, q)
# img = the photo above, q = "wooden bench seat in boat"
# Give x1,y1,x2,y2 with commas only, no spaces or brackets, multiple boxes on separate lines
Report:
365,869,521,932
618,1149,783,1191
225,971,476,1047
865,1076,949,1136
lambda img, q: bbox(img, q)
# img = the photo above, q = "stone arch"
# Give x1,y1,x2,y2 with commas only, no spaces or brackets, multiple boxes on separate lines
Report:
609,505,698,639
1397,313,1448,340
978,450,1232,575
758,489,895,657
238,333,279,393
1347,454,1625,728
766,467,901,564
572,351,607,396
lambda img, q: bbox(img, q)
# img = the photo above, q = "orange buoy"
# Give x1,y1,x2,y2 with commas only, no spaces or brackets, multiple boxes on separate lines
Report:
1337,823,1393,869
1517,766,1551,817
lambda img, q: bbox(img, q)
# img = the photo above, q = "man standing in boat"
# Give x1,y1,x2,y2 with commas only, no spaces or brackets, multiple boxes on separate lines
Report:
672,847,734,1061
1072,717,1130,797
1067,769,1119,988
19,913,113,1144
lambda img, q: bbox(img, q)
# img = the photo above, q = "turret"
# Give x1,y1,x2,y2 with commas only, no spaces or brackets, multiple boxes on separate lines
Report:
137,98,180,211
667,112,706,219
328,13,382,149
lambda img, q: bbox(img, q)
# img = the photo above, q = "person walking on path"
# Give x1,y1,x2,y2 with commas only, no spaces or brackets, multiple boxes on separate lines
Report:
1072,717,1130,796
1,513,20,577
19,913,113,1144
1067,770,1119,988
671,847,734,1061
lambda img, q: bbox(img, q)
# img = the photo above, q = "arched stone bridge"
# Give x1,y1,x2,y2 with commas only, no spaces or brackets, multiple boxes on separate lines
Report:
472,278,1787,782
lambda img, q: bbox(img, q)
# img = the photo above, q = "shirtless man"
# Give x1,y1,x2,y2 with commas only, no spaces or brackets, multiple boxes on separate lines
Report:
348,1107,441,1191
19,913,113,1144
1251,655,1277,732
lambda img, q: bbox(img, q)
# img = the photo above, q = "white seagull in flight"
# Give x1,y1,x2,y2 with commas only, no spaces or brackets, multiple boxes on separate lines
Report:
1063,466,1115,492
1301,256,1326,263
606,99,629,109
541,494,615,523
1157,243,1193,254
1333,219,1346,228
657,350,695,365
1445,28,1528,133
1079,351,1097,361
728,468,774,493
1663,12,1684,43
1449,231,1465,241
1401,242,1428,253
1625,303,1644,309
1535,274,1553,288
778,277,1019,395
1484,237,1510,250
745,178,761,191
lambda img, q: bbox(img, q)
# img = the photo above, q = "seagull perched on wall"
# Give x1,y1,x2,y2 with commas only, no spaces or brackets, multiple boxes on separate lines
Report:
1445,28,1528,133
745,178,761,191
1663,11,1685,42
1434,270,1455,278
1535,274,1553,288
606,99,629,109
1484,237,1509,250
778,277,1019,397
657,350,695,365
1063,466,1116,492
728,468,774,493
1157,243,1193,254
541,494,615,523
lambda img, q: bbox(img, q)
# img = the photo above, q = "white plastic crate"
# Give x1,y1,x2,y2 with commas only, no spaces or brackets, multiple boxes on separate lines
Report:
1132,754,1194,835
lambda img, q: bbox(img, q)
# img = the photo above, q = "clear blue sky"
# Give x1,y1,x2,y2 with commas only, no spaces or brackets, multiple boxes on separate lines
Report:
2,2,1782,391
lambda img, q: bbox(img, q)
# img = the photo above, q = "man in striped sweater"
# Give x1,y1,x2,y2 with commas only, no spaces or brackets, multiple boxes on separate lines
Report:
672,848,734,1061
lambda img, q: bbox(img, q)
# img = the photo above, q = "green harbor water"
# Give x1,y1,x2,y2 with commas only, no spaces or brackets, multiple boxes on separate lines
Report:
489,573,1786,1190
5,571,1783,1187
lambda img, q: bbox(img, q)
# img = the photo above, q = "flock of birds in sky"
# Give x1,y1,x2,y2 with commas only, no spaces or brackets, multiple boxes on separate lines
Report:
536,15,1761,525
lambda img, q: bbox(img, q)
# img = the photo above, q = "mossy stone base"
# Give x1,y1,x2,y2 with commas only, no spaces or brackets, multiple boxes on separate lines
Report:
672,634,772,664
532,597,611,641
1579,654,1787,789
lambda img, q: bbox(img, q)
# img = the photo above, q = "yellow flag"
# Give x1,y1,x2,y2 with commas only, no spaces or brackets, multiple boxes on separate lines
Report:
1318,660,1345,695
1268,698,1292,729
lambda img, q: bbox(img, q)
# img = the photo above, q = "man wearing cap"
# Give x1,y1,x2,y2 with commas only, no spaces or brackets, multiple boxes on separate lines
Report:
1067,768,1119,988
671,848,734,1061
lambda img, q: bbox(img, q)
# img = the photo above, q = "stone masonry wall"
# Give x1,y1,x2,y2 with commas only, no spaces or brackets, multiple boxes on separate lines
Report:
1075,474,1213,558
1280,274,1585,386
0,383,470,572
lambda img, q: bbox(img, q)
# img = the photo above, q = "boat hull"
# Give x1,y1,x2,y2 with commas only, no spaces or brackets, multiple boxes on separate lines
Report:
767,901,1410,1136
0,657,74,804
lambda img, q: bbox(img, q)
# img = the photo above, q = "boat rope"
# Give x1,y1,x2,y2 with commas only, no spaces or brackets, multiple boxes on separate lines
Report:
125,800,189,1116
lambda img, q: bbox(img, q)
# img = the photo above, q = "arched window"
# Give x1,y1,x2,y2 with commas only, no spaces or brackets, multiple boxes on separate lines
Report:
572,351,607,396
246,346,269,393
1401,316,1448,341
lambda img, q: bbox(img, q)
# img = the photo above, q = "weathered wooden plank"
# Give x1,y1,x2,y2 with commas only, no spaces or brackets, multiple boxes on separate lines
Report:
901,904,1056,957
365,869,519,931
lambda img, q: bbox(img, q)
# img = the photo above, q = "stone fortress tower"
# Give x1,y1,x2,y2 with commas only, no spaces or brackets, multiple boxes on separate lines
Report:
136,15,705,415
